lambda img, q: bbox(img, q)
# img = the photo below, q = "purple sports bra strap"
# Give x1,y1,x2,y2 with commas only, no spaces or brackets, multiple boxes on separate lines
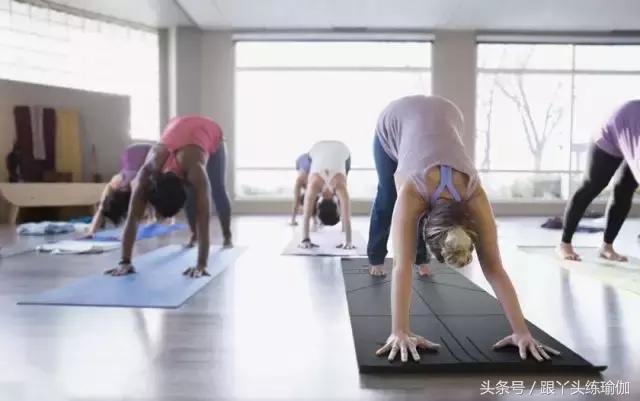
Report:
430,165,462,205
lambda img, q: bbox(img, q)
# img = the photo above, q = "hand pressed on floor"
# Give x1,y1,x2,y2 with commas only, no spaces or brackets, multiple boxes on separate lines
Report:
376,331,440,363
493,332,561,362
183,265,210,278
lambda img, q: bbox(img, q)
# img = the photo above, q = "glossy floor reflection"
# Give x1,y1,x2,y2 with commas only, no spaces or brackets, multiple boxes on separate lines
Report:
1,216,639,400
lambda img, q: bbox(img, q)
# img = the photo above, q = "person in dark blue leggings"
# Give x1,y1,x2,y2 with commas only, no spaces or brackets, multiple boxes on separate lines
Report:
368,135,429,276
185,143,232,247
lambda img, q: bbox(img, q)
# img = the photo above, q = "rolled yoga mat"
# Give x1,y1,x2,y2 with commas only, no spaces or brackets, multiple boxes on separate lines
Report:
55,110,83,182
42,108,56,171
19,245,244,309
341,258,605,373
14,106,41,181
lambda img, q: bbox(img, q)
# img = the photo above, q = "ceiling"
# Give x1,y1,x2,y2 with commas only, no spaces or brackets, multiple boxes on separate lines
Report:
42,0,192,27
43,0,640,31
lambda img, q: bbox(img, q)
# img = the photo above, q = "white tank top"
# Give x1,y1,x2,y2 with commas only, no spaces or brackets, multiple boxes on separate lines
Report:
309,140,350,187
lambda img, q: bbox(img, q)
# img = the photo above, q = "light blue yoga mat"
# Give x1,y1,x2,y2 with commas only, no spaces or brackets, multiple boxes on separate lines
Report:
92,223,187,242
18,245,244,309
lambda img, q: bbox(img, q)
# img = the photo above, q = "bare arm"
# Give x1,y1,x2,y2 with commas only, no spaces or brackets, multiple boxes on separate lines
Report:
334,181,352,245
120,173,149,263
105,145,169,276
290,175,306,224
88,179,117,235
186,199,197,244
187,163,211,269
467,187,528,335
120,146,168,261
301,177,322,242
391,185,427,333
376,184,441,363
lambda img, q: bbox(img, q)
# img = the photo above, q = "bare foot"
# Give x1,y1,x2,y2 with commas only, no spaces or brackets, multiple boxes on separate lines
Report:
557,243,581,261
369,265,386,277
599,244,627,262
417,264,432,277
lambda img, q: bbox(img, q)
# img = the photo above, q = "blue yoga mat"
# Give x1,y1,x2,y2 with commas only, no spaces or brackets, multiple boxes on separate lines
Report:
92,223,187,242
18,245,244,309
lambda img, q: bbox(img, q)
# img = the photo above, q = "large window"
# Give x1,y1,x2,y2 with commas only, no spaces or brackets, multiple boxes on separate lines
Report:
235,41,431,199
477,43,640,200
0,0,159,139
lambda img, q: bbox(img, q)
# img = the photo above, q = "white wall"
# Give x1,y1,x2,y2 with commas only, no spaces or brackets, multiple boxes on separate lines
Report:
170,27,203,117
0,79,131,181
200,31,236,202
432,31,477,158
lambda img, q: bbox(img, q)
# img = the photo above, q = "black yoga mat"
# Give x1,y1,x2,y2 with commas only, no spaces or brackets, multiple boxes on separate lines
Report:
342,258,606,373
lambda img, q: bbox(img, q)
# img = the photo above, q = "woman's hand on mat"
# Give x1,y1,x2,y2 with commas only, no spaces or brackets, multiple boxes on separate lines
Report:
336,242,356,250
78,233,95,240
183,265,210,278
493,332,561,362
104,263,135,276
298,239,319,249
376,332,441,362
289,219,298,226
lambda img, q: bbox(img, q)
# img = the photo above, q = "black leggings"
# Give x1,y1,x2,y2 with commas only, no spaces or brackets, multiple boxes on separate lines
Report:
562,144,638,244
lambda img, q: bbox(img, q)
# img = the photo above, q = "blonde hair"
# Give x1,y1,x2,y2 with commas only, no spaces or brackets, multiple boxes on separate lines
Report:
423,200,477,268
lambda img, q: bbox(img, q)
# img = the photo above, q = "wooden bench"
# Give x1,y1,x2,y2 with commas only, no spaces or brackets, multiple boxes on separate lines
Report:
0,183,105,225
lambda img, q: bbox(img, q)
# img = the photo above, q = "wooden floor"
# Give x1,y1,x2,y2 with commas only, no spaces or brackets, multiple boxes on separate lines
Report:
1,215,639,401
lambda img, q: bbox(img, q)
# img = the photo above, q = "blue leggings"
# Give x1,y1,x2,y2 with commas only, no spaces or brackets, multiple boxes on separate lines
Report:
185,143,232,239
367,135,428,265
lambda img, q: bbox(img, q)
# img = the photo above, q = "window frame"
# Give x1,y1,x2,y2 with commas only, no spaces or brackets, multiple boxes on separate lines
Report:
233,38,433,200
0,0,160,140
475,39,640,200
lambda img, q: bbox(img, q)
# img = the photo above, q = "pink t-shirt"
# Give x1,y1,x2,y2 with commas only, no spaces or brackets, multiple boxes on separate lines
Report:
159,115,223,174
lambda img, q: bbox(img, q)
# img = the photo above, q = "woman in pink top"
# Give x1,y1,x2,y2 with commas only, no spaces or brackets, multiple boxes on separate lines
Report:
105,115,232,278
371,96,560,364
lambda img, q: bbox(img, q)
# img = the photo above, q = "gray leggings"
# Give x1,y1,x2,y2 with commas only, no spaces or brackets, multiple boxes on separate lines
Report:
184,143,232,239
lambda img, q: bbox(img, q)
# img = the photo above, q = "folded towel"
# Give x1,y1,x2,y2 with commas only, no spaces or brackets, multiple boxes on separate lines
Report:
18,222,76,236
